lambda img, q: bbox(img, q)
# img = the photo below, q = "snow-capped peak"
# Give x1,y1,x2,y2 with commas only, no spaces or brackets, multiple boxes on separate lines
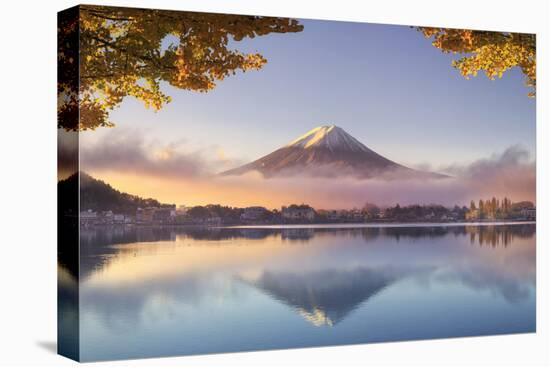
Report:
286,125,370,152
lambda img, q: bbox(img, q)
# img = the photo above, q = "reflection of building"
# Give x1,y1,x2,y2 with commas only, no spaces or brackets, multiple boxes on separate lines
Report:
237,229,272,239
281,228,314,241
241,206,269,221
281,205,315,221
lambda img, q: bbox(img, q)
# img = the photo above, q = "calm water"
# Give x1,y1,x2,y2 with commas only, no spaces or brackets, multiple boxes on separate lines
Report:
65,224,535,361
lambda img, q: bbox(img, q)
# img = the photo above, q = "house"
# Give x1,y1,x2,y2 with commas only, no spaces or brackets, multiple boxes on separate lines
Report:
241,206,269,221
521,208,536,220
152,208,174,223
327,210,340,221
351,209,365,221
113,214,125,224
189,216,222,226
80,210,97,226
424,211,435,220
136,207,155,223
101,210,114,224
281,205,315,222
204,216,222,226
176,205,190,216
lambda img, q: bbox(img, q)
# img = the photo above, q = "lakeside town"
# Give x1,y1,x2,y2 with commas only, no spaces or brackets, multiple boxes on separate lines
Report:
80,197,536,227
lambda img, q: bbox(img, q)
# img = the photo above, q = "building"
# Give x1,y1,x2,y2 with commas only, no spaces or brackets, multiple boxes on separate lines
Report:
113,214,125,224
136,207,177,224
521,208,536,220
424,211,435,221
241,206,270,221
350,209,365,221
204,216,222,226
325,210,340,221
101,210,114,224
80,210,98,226
176,205,190,216
281,205,315,221
152,207,174,223
136,207,155,223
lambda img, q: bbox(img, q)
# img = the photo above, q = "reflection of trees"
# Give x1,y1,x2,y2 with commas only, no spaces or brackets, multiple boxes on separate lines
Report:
72,224,536,279
366,225,534,245
281,228,315,241
58,5,303,130
76,224,535,249
465,225,535,248
380,226,462,241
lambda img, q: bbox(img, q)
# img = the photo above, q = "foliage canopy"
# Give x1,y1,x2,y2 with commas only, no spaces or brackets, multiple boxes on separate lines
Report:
417,27,536,97
58,5,303,130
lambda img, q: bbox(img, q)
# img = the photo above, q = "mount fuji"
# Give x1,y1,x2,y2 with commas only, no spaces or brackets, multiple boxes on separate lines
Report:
221,125,446,179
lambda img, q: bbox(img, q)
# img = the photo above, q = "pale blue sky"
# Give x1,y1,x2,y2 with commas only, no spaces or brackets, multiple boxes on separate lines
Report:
84,18,535,169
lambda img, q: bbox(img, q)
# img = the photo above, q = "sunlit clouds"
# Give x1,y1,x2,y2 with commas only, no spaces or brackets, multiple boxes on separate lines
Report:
81,129,535,209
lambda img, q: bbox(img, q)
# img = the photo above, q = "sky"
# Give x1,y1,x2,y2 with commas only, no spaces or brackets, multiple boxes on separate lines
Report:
79,17,536,208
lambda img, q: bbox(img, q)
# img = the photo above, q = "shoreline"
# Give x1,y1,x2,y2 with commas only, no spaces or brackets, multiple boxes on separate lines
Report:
80,221,536,230
221,221,536,229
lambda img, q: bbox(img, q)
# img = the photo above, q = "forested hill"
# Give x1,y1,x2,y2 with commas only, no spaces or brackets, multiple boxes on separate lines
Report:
58,172,174,215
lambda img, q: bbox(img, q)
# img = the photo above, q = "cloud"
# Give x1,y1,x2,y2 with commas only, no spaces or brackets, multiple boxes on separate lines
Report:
438,145,536,203
83,137,535,209
58,130,79,179
210,146,535,208
80,130,241,179
441,145,534,179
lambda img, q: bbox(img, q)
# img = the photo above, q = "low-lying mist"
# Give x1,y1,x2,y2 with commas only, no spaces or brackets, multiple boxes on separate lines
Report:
80,131,535,209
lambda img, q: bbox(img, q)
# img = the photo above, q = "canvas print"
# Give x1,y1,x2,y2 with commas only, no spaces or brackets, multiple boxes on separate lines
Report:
57,5,536,362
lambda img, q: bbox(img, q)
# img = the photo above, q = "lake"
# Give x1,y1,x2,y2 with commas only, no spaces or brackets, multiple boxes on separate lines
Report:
62,223,536,361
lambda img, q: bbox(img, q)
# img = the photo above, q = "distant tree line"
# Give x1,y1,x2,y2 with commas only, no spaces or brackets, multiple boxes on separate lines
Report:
467,197,535,220
59,172,173,216
379,203,468,222
60,173,535,225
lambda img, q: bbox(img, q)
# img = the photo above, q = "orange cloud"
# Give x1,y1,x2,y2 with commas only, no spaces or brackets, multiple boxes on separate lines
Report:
83,133,535,209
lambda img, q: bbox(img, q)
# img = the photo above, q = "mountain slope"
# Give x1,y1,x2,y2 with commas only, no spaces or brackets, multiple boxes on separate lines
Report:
58,172,173,215
222,125,445,179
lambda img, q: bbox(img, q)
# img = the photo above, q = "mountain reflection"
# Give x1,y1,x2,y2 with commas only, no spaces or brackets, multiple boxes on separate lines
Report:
243,267,408,326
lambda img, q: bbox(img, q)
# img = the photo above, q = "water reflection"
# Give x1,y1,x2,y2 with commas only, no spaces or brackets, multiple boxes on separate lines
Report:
75,224,534,278
72,224,535,361
245,267,409,326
